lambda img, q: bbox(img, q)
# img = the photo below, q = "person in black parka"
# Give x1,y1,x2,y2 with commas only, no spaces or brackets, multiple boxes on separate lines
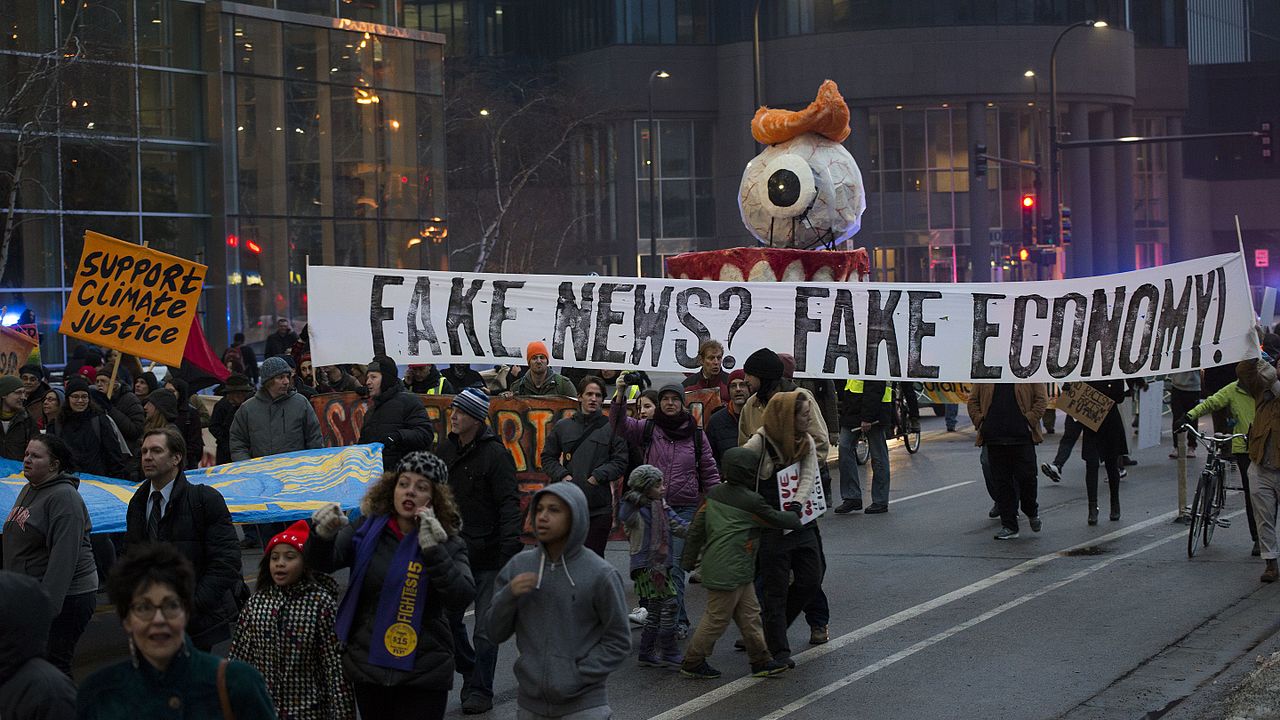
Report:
51,378,127,479
359,355,436,471
164,378,205,470
1080,380,1131,525
0,571,77,720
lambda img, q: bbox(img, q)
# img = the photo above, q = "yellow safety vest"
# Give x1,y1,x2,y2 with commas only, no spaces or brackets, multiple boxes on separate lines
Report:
425,377,446,395
624,383,639,400
844,379,892,402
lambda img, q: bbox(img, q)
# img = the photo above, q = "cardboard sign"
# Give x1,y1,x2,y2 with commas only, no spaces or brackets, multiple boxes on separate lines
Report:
776,461,827,528
0,326,37,376
59,231,206,366
1137,380,1164,450
1058,382,1115,432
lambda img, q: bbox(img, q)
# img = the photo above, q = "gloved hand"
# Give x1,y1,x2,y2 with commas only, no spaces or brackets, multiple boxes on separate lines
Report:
381,431,402,449
670,518,688,538
622,490,645,507
417,507,447,551
1177,414,1194,433
311,503,348,540
784,501,804,518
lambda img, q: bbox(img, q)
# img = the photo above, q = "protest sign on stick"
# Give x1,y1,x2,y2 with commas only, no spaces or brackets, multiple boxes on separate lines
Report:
776,461,826,528
1058,383,1116,432
59,231,206,366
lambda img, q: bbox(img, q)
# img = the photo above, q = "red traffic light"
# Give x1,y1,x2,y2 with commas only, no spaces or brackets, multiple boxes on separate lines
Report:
1021,194,1035,209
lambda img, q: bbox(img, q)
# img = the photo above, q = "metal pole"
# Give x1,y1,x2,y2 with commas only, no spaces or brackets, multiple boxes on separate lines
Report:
752,0,763,110
1048,21,1097,247
647,71,659,277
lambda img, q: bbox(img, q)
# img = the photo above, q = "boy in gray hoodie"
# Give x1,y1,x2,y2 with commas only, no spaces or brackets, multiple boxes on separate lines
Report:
487,482,631,719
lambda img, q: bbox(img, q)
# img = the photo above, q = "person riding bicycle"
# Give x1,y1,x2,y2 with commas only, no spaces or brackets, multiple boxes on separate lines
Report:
1233,332,1280,583
1181,379,1260,556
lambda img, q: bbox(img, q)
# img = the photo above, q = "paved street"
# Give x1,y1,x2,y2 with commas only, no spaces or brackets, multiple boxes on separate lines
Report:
72,407,1280,719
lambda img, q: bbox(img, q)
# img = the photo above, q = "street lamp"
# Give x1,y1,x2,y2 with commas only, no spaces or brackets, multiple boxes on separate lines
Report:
1048,20,1106,246
647,70,670,277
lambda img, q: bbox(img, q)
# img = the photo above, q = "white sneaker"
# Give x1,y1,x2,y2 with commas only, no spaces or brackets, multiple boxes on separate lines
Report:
628,606,648,625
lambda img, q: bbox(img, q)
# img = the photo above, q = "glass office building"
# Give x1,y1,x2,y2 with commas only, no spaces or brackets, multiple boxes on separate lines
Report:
0,0,445,361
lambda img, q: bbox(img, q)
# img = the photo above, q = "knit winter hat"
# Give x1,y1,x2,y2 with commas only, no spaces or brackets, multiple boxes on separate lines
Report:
743,348,784,381
367,355,400,383
260,355,291,381
657,383,686,407
145,388,179,421
19,363,43,380
396,451,449,484
728,369,746,384
77,365,97,382
778,353,796,379
451,386,490,422
526,341,550,361
64,377,90,397
628,464,663,492
0,375,22,397
265,519,311,554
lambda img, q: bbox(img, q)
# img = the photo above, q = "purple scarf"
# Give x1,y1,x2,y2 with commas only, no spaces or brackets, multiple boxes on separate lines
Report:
334,515,429,671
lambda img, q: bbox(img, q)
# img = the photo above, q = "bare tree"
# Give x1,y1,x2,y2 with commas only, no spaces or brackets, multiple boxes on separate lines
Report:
445,58,608,273
0,3,88,285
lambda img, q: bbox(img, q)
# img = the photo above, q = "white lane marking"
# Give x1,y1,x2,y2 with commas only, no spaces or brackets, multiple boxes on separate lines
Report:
756,510,1245,720
891,481,975,504
647,510,1180,720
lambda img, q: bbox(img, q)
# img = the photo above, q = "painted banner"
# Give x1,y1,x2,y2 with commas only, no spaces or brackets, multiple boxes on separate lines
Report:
0,325,38,376
0,445,383,535
307,253,1258,382
59,231,207,366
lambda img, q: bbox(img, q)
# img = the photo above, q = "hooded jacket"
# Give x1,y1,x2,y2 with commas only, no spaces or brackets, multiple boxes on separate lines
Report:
436,426,524,571
1188,381,1255,455
229,386,324,460
1,473,98,610
608,394,720,507
51,406,128,479
357,379,435,470
738,380,831,457
104,384,145,452
740,391,819,513
681,447,802,590
0,571,77,720
541,410,629,517
228,574,354,720
124,473,244,647
487,483,631,718
0,406,38,461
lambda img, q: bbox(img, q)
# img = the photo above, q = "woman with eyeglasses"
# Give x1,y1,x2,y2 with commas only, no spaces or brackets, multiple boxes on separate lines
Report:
76,543,275,719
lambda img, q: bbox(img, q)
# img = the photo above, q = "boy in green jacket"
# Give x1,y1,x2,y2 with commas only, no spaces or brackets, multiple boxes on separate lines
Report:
679,445,801,680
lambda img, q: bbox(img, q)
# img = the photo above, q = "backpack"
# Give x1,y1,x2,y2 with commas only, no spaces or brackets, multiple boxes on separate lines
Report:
640,420,705,489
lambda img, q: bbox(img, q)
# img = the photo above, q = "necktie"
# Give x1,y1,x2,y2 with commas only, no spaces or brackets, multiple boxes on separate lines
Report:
148,491,163,540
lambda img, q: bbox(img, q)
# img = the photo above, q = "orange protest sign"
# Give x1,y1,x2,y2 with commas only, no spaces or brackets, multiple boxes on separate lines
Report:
59,231,206,366
0,325,37,376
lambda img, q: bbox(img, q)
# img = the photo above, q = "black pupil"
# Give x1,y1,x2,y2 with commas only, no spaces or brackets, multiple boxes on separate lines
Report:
767,168,802,207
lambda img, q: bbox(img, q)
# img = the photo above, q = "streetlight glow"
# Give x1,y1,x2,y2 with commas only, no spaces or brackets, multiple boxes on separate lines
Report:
1024,70,1035,78
1092,20,1108,28
656,71,670,78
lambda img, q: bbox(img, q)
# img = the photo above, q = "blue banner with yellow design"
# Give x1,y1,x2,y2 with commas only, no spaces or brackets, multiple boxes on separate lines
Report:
0,444,383,534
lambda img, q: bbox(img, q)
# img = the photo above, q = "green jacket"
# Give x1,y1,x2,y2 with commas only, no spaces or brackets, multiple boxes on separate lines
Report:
77,637,275,719
681,449,801,590
1189,381,1254,455
510,371,577,397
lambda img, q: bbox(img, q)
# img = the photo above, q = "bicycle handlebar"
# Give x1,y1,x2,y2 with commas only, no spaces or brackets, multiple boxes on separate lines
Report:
1179,425,1246,445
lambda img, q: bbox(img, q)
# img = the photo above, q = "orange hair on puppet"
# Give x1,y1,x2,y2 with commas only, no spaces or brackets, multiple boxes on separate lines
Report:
751,79,851,145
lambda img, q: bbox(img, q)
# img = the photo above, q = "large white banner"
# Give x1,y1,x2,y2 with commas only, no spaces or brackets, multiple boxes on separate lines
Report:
307,253,1258,382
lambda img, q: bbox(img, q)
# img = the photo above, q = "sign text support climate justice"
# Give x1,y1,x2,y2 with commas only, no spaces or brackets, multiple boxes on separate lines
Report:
307,253,1258,382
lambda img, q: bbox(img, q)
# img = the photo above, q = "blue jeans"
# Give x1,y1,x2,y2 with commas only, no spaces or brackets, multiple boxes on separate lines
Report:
669,504,698,627
448,569,499,699
839,426,890,506
945,403,959,430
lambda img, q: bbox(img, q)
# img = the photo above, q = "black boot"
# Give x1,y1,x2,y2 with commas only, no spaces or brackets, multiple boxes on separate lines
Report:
1088,506,1099,526
1109,478,1121,521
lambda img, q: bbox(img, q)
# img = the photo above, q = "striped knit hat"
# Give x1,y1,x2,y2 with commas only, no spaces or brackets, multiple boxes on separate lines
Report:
451,386,490,422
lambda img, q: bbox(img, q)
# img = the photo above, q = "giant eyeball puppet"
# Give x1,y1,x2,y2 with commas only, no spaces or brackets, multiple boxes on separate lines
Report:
739,80,866,248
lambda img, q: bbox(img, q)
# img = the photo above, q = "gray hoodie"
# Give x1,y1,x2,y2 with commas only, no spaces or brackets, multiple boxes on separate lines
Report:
1,473,97,610
487,482,631,718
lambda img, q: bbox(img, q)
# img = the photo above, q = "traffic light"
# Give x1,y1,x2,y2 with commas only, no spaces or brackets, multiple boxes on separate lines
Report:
1060,206,1072,244
1018,247,1030,262
1262,121,1273,163
974,144,987,179
1021,194,1035,245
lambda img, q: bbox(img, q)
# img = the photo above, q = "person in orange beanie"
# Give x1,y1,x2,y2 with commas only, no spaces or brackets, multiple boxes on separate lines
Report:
508,341,577,397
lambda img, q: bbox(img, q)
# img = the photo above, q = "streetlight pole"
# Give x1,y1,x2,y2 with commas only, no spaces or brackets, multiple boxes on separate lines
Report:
1048,20,1105,246
647,70,670,278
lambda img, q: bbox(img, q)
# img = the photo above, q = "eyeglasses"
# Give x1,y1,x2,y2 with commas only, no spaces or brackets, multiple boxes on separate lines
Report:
129,598,185,620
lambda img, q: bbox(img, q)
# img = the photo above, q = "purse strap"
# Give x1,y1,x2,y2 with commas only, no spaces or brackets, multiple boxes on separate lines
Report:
217,659,236,720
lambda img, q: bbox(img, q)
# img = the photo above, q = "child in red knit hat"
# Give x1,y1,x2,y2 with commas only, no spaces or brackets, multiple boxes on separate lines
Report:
229,519,355,719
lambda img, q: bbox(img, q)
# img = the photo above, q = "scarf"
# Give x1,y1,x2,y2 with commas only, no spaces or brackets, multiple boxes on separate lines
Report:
641,500,673,590
333,515,429,671
761,390,805,465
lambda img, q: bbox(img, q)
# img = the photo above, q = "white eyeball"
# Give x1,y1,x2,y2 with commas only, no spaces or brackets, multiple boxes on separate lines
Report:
755,153,816,219
738,134,866,247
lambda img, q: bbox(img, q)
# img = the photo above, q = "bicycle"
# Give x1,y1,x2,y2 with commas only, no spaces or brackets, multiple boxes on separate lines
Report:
1181,425,1246,558
853,382,922,464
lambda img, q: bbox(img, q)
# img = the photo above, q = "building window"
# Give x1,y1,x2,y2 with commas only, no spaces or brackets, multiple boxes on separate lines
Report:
634,119,714,254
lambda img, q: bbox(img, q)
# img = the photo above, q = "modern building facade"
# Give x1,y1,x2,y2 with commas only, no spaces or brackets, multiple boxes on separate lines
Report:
418,0,1277,290
0,0,446,361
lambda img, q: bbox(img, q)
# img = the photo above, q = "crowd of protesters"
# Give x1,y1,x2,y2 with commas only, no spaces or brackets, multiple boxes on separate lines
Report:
5,312,1278,720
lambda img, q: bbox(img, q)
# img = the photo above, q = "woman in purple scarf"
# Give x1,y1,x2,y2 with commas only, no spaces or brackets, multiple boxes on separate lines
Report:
307,451,475,719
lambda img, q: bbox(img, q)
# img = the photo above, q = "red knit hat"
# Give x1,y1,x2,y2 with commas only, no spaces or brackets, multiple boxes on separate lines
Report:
78,365,97,382
266,519,311,554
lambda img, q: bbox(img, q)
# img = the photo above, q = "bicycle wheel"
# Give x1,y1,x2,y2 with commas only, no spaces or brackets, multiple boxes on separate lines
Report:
904,427,922,453
1187,471,1210,558
1203,465,1226,548
855,433,869,465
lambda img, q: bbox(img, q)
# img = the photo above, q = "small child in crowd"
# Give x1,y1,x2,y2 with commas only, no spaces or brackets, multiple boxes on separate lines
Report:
679,446,801,680
229,519,355,719
488,482,631,719
618,464,688,667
